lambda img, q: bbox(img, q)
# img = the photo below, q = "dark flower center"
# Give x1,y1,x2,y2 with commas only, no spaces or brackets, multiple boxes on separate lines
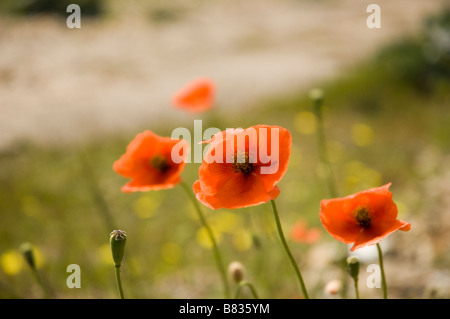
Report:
150,155,170,172
232,152,254,175
354,206,372,228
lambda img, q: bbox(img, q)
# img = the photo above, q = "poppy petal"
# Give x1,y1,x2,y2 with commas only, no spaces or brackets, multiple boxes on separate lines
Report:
194,173,280,209
320,183,411,251
113,130,188,192
193,125,290,209
351,219,411,251
253,125,292,192
320,198,361,244
172,78,214,113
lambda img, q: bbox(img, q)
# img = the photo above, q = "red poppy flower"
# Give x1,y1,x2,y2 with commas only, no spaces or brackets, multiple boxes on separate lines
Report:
319,183,411,251
193,125,291,209
290,220,321,244
172,78,215,113
113,130,189,192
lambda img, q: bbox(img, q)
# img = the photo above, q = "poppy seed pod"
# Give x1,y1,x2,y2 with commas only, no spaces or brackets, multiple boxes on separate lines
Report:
110,230,127,268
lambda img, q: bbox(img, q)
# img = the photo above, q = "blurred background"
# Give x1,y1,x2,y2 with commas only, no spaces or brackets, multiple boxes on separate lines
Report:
0,0,449,299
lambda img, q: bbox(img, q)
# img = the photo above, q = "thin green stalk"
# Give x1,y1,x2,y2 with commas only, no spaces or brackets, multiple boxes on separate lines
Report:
310,90,347,298
115,266,125,299
376,243,388,299
346,256,360,299
353,279,360,299
270,200,309,299
235,281,259,299
312,91,338,199
31,268,50,298
20,243,50,298
80,153,116,232
180,181,230,299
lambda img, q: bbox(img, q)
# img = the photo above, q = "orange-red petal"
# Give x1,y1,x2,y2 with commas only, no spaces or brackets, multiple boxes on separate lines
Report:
172,78,214,113
193,173,280,209
319,183,411,250
113,130,188,192
320,198,361,244
193,125,290,209
351,219,411,251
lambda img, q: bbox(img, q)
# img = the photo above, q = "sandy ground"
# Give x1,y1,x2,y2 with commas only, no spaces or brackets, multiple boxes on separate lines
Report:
0,0,447,149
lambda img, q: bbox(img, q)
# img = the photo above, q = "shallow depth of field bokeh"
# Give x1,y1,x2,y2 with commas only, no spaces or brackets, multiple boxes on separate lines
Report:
1,0,450,299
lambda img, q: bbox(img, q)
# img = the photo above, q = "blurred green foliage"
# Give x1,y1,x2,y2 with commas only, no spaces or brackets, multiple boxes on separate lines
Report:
0,0,104,16
374,8,450,95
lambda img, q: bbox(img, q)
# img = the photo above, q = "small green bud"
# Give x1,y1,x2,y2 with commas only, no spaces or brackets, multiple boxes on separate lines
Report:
110,230,127,268
309,88,324,106
20,242,36,269
346,256,360,281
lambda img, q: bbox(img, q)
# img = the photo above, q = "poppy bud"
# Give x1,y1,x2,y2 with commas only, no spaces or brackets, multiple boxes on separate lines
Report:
346,256,360,282
228,261,244,284
309,88,324,107
110,230,127,268
20,242,36,270
324,279,342,295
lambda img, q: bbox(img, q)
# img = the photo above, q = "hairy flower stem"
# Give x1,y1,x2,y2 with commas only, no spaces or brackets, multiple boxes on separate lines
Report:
270,200,309,299
310,90,348,298
235,281,260,299
180,181,230,299
376,243,388,299
353,279,360,299
31,267,50,298
115,266,125,299
21,243,50,298
311,90,338,199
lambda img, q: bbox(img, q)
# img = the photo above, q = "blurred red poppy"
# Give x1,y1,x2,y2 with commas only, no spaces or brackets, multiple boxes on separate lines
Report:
290,220,321,244
319,183,411,251
113,130,188,192
172,78,214,113
193,125,291,209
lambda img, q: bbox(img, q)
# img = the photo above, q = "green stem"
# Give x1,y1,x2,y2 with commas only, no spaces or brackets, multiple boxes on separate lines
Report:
31,268,50,298
376,243,388,299
180,181,230,299
21,243,51,298
235,281,259,299
313,96,338,199
353,278,360,299
80,153,116,232
311,93,347,298
270,200,309,299
115,266,125,299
